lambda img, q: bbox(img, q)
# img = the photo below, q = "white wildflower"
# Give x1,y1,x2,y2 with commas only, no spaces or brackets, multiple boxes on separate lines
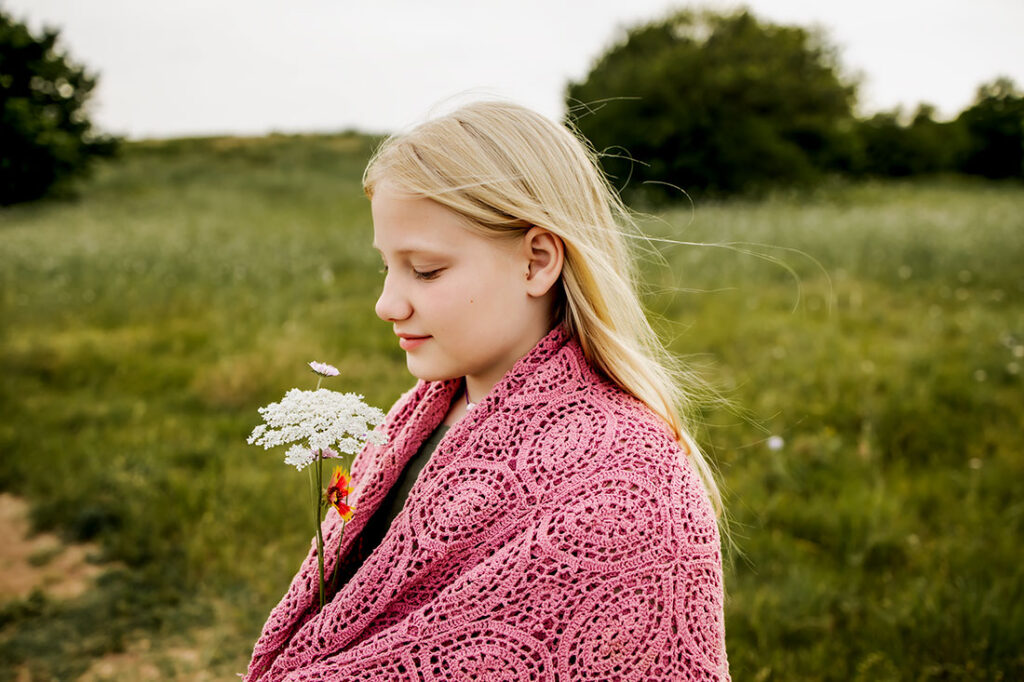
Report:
247,388,386,470
284,445,316,470
767,435,785,451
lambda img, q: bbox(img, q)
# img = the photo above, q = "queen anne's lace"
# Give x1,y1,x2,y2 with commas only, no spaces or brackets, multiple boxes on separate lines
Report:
247,389,386,470
244,327,730,681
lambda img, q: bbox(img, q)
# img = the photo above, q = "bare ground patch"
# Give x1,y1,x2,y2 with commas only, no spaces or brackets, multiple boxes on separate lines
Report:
0,493,105,602
76,634,223,682
0,494,231,681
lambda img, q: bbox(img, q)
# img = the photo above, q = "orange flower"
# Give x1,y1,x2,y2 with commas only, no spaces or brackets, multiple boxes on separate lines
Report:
325,466,354,521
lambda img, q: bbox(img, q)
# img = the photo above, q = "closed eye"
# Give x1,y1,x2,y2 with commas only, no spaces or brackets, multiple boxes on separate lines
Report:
414,268,443,281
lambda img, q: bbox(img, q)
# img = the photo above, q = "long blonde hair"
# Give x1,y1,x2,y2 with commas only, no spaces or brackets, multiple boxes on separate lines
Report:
362,99,724,519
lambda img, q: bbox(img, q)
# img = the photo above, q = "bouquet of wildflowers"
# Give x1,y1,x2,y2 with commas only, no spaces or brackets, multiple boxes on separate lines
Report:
247,361,385,610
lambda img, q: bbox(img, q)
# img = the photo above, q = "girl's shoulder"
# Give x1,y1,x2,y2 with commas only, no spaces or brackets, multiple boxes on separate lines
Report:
509,347,690,471
524,337,680,446
507,367,720,554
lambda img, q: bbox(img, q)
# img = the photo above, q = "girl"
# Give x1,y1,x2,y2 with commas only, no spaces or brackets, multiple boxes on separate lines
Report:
244,100,730,681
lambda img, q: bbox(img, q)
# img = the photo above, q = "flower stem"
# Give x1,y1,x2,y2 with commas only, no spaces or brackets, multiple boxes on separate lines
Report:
315,452,325,610
330,519,346,593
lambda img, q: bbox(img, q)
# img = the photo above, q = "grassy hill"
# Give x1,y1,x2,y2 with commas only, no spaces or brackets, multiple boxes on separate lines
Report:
1,135,1022,680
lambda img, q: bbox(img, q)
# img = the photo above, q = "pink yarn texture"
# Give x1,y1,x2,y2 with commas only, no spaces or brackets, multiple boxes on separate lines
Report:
245,327,730,681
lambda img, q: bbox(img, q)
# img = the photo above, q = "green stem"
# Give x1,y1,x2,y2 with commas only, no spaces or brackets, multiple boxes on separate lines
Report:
315,452,325,610
312,377,325,609
306,464,319,611
330,517,346,593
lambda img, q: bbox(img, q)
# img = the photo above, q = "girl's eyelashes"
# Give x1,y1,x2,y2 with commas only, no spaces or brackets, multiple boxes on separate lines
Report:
376,262,440,278
413,268,442,281
377,262,442,281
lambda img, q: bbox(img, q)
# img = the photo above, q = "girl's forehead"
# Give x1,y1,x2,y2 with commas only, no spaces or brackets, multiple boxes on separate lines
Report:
372,215,519,264
371,205,480,258
372,189,489,252
372,183,452,225
370,182,520,258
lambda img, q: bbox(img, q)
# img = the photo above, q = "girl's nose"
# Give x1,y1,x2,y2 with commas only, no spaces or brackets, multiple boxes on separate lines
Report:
374,273,412,322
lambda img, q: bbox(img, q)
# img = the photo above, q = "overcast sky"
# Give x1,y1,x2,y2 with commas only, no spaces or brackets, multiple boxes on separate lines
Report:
4,0,1023,139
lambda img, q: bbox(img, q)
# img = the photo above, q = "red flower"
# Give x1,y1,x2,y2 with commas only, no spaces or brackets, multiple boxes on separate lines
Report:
325,466,354,521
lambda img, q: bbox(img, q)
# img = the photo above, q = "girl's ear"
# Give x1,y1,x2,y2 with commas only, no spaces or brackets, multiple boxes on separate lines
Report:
523,226,564,298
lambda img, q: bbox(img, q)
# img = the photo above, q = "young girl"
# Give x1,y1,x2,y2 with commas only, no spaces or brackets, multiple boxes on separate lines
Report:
244,100,730,681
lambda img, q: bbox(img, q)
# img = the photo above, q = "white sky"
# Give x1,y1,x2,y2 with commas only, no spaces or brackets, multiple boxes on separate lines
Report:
4,0,1023,139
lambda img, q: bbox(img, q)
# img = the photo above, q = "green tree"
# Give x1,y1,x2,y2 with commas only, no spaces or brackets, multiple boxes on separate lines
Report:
957,77,1024,179
1,10,118,205
565,7,858,201
905,104,967,174
854,104,966,177
855,110,912,176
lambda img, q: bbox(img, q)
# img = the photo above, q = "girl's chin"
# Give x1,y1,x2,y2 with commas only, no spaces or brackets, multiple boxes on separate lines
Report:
405,359,462,384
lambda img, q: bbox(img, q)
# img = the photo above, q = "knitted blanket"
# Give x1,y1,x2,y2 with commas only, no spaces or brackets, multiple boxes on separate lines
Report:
245,326,730,681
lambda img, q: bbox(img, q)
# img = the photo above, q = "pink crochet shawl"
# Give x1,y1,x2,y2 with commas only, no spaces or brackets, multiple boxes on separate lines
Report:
245,327,729,681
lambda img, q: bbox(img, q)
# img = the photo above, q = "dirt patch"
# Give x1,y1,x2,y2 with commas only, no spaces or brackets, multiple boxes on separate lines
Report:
0,493,105,602
1,493,239,680
76,635,219,682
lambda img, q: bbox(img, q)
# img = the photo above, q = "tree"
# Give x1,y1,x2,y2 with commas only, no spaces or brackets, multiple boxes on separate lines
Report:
1,10,118,205
957,77,1024,179
565,8,858,201
854,104,966,177
904,104,967,175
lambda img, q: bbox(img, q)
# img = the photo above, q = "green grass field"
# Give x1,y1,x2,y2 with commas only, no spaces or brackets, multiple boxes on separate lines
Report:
1,135,1022,680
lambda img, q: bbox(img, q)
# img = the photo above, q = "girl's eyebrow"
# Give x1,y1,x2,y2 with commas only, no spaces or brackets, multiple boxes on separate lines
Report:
372,244,448,258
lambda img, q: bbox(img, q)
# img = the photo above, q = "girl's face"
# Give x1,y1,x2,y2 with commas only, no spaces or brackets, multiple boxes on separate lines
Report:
371,182,554,401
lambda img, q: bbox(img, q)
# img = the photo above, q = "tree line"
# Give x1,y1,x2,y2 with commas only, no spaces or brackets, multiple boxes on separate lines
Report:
2,8,1022,206
566,8,1024,201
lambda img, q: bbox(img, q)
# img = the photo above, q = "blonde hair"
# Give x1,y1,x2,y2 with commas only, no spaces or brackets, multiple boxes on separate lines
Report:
362,99,724,519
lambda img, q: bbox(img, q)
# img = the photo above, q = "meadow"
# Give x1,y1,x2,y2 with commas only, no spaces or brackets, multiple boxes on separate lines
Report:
0,134,1021,680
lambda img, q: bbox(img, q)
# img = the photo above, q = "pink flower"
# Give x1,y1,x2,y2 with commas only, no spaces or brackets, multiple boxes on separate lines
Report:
309,361,340,377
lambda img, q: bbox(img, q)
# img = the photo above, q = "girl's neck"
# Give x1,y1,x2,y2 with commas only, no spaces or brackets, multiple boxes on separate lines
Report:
445,323,561,426
442,380,475,426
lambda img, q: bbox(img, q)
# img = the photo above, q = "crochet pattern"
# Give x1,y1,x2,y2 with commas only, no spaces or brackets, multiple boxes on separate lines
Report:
245,326,729,681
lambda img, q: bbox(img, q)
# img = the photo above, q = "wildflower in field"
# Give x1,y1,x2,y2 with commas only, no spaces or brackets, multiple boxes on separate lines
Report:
247,388,385,468
283,445,317,470
282,445,342,471
309,361,340,377
246,362,384,610
767,435,785,451
326,466,354,521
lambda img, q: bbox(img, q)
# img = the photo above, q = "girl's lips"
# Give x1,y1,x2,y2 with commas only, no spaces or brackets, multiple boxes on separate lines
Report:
398,335,430,351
